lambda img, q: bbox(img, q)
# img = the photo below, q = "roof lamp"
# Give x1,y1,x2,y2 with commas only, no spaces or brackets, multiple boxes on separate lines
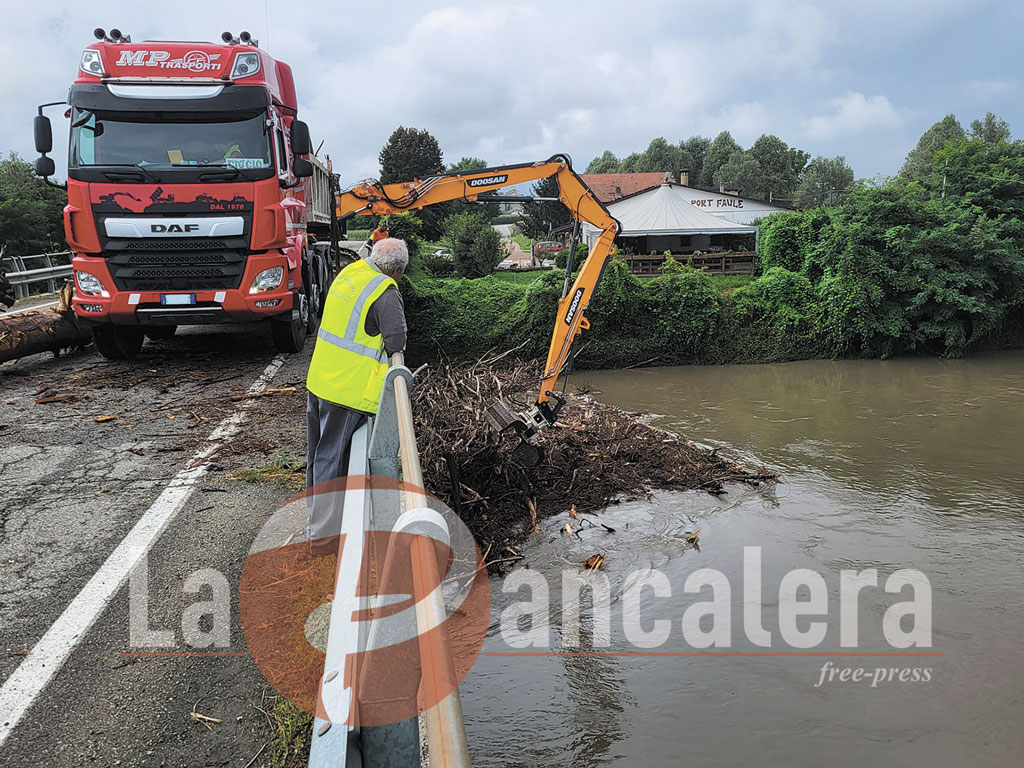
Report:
231,51,261,79
80,49,104,75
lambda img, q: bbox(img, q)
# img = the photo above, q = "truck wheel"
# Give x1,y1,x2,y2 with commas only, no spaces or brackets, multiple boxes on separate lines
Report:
92,324,145,360
271,292,309,353
303,253,327,332
144,325,177,341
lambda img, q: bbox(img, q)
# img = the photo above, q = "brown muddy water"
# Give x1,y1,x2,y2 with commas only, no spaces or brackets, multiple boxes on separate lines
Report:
459,353,1024,767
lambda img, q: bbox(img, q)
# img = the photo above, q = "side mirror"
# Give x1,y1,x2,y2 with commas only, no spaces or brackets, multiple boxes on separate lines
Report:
292,157,314,178
34,115,53,154
35,156,55,177
290,120,311,156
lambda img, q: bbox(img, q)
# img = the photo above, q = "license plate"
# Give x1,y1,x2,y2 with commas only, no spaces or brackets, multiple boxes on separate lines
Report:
160,294,196,306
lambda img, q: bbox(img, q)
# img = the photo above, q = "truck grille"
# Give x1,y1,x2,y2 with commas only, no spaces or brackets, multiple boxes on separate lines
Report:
107,245,246,292
122,240,229,252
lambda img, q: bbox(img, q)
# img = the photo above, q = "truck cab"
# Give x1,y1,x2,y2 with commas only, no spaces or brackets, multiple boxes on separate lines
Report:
34,29,334,358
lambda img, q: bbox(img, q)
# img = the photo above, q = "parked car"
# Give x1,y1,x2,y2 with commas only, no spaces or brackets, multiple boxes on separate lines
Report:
541,259,556,268
433,247,453,259
533,241,562,256
496,260,516,270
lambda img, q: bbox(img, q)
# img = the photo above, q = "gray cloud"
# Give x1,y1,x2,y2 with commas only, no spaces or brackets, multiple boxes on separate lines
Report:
0,0,1018,183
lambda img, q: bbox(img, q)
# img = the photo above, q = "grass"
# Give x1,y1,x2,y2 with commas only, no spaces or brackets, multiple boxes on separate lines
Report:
267,697,314,768
710,274,756,293
491,269,552,285
230,449,305,490
635,272,756,293
345,229,371,241
510,233,532,252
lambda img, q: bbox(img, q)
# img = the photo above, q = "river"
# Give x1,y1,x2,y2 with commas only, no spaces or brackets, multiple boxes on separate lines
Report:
460,354,1024,767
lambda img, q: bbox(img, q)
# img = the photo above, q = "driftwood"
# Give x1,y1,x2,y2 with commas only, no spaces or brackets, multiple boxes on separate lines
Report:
0,286,92,364
411,354,778,555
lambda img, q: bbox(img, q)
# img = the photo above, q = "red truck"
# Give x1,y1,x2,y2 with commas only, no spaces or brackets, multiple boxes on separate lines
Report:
32,28,337,358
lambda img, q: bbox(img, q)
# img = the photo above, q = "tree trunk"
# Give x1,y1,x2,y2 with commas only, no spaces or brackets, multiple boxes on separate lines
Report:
0,308,92,363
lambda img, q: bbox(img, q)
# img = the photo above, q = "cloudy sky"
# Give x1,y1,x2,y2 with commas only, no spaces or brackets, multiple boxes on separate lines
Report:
1,0,1020,184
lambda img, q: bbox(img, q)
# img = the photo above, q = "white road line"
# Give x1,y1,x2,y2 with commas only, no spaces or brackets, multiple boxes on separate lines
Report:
0,353,288,747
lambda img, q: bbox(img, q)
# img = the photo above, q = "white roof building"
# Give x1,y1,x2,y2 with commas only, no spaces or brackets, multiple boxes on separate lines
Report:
604,183,759,237
583,182,764,251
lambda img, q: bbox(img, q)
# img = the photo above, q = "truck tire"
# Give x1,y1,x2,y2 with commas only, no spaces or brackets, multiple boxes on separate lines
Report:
144,325,177,341
92,324,145,360
271,290,309,353
303,250,328,332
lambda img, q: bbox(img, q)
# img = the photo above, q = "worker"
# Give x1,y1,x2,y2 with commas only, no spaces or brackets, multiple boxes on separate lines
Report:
360,221,389,259
305,238,409,554
370,221,389,244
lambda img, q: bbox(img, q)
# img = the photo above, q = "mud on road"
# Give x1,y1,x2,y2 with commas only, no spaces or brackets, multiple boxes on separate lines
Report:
0,324,312,767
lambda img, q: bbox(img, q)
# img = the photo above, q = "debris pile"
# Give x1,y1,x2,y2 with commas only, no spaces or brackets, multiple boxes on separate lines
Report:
411,353,777,554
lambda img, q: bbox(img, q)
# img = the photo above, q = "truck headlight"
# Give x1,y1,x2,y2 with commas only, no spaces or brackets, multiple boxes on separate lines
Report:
231,51,261,79
250,267,284,294
75,270,108,297
80,49,104,76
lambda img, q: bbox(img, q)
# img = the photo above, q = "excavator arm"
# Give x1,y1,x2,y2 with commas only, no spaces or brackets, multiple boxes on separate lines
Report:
335,155,620,461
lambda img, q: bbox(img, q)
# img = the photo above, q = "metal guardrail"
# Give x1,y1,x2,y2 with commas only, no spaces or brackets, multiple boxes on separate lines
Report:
309,352,471,768
3,252,73,299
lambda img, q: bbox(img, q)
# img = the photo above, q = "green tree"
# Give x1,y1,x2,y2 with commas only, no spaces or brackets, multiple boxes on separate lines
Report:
700,131,741,188
900,114,965,179
0,153,66,258
637,137,683,176
619,152,642,173
447,156,488,173
713,150,764,198
969,112,1011,143
520,176,571,238
446,156,499,220
379,126,444,184
749,134,806,202
383,211,423,261
586,150,620,174
793,155,855,209
788,148,811,186
448,213,505,278
680,135,710,184
378,126,445,239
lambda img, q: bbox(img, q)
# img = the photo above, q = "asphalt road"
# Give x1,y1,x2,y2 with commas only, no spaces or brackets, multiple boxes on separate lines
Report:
0,324,313,767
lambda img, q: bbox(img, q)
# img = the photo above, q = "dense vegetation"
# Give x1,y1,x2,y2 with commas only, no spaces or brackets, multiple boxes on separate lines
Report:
0,153,66,259
404,117,1023,367
757,132,1024,358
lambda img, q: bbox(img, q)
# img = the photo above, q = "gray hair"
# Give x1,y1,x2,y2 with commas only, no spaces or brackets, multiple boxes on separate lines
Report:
367,237,409,275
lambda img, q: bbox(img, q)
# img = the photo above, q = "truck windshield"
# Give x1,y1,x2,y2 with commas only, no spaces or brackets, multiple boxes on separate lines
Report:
69,109,273,176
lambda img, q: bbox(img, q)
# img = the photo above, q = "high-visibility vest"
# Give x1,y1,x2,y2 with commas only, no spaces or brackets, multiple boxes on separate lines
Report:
307,259,396,414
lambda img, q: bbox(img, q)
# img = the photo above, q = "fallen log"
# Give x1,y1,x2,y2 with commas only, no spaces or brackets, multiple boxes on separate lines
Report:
0,300,92,364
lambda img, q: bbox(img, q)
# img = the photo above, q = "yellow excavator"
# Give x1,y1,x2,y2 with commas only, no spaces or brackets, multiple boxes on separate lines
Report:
334,154,620,464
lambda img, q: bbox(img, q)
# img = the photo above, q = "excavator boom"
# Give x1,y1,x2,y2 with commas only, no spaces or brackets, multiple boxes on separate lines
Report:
335,155,620,459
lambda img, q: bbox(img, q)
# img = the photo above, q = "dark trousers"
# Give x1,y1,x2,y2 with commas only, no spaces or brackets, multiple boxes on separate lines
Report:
305,393,367,541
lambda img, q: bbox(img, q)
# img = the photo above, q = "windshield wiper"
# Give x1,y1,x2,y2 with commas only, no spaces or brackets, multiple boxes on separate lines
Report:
92,163,162,183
